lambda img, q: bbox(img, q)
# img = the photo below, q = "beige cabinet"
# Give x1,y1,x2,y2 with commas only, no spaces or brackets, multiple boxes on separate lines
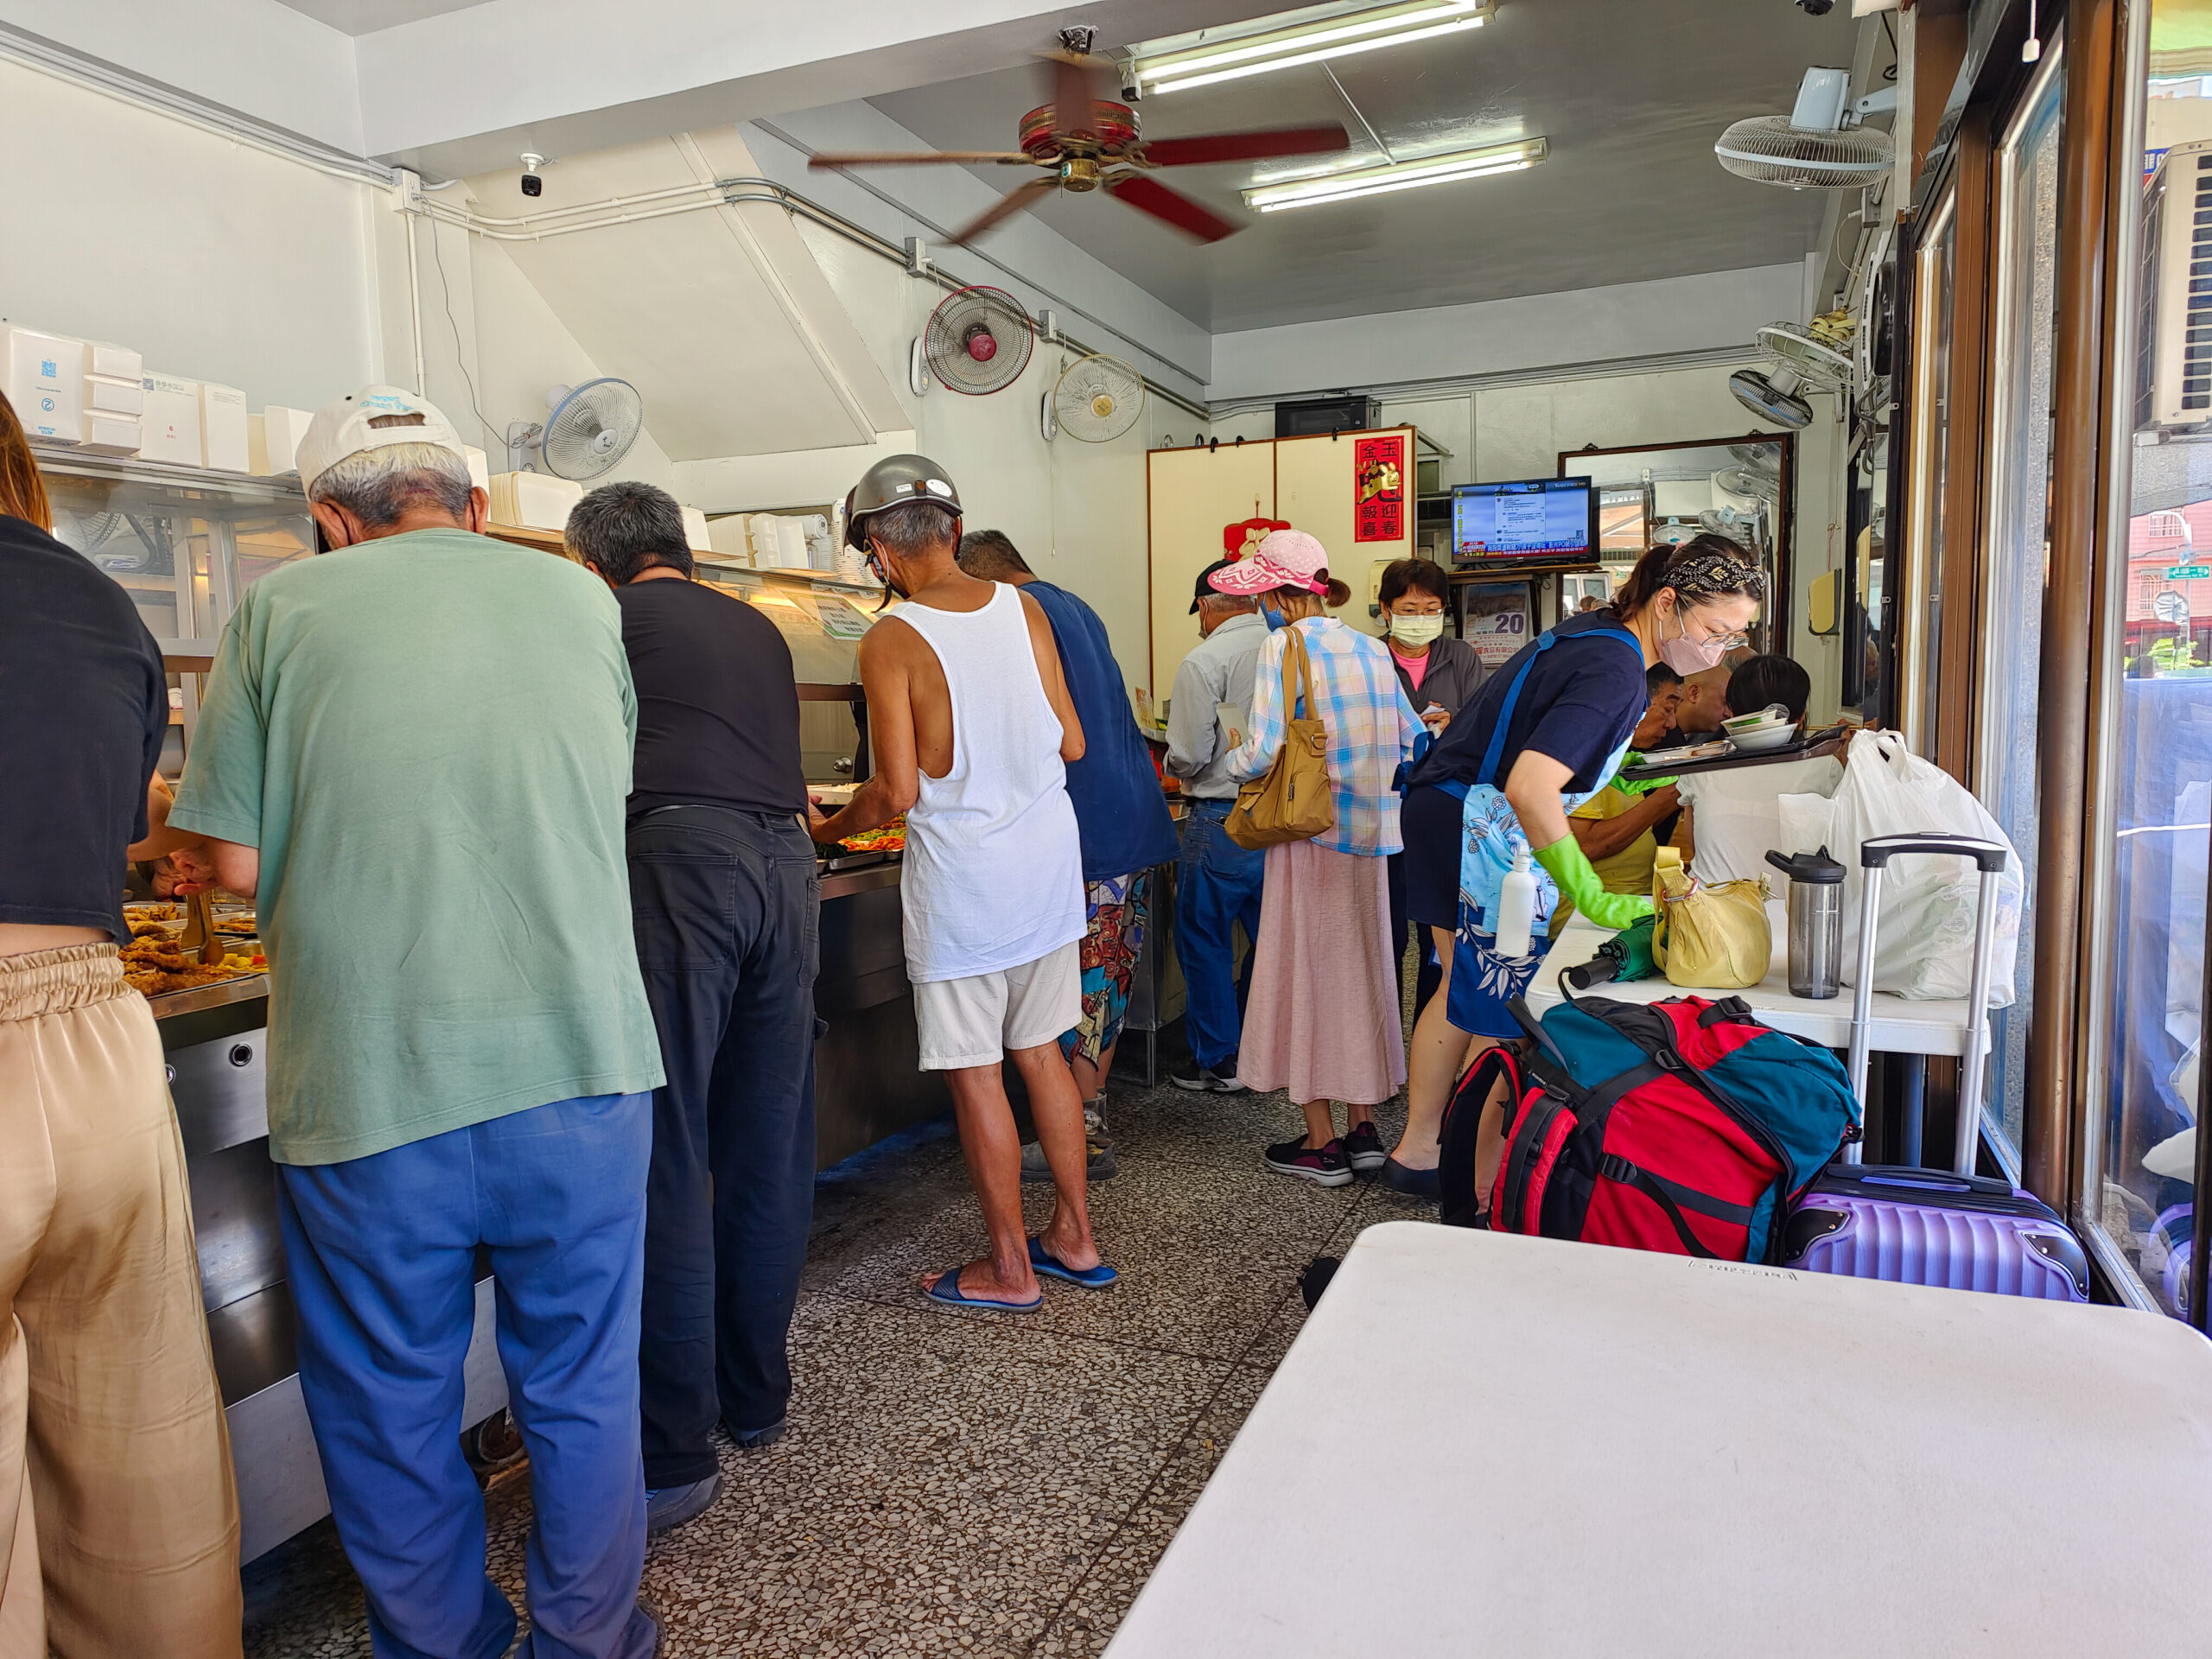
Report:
1146,428,1416,689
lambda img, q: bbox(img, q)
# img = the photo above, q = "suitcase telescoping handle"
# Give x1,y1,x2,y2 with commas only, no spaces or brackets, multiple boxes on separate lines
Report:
1843,834,2009,1174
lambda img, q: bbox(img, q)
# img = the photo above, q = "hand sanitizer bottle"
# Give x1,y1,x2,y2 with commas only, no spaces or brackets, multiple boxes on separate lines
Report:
1494,846,1537,960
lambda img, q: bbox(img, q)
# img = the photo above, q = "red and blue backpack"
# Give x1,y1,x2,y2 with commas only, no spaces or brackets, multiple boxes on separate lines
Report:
1440,991,1860,1263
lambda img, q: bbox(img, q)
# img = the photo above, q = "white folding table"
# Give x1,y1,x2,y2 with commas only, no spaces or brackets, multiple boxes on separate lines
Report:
1527,899,1976,1058
1107,1223,2212,1658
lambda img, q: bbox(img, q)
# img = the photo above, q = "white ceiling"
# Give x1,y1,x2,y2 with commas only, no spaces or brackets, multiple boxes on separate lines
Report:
863,0,1866,333
270,0,482,31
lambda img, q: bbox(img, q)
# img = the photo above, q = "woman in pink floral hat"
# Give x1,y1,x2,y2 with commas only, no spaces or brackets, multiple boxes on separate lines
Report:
1213,531,1422,1186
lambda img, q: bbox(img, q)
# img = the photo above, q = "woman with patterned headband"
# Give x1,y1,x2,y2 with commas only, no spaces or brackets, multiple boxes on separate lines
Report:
1382,533,1765,1203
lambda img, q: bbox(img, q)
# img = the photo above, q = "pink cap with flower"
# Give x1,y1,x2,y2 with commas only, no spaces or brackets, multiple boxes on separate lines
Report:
1208,528,1330,597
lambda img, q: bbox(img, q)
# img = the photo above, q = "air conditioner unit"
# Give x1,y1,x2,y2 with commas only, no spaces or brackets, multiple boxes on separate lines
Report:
2145,139,2212,426
1274,394,1380,437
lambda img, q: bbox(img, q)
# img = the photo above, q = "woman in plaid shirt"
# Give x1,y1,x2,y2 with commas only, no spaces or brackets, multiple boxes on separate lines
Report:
1214,531,1422,1187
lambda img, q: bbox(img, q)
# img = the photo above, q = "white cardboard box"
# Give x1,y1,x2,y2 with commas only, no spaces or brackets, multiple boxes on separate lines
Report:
199,383,249,472
462,445,490,491
487,470,583,532
84,376,143,417
79,416,142,456
85,340,143,382
682,505,711,552
3,327,84,443
707,513,753,563
249,405,315,476
138,373,202,465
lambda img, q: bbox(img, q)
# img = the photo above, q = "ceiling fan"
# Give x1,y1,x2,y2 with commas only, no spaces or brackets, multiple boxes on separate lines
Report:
807,48,1351,245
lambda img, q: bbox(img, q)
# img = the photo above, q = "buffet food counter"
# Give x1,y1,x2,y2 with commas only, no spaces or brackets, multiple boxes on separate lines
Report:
131,537,944,1561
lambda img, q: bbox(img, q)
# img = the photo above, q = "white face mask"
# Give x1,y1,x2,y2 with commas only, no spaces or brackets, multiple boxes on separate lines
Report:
1389,613,1445,647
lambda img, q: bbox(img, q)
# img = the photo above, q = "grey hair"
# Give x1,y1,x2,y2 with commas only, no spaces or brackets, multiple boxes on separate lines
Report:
866,499,959,557
566,480,692,582
309,442,475,530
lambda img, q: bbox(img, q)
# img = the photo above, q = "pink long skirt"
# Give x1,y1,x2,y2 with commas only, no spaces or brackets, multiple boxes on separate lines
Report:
1234,840,1406,1106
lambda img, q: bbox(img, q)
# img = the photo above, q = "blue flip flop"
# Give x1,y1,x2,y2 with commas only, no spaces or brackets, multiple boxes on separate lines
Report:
1028,1236,1119,1290
925,1269,1043,1315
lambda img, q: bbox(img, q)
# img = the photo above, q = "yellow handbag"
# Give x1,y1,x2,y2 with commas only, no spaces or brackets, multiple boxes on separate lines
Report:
1224,626,1336,851
1649,845,1772,989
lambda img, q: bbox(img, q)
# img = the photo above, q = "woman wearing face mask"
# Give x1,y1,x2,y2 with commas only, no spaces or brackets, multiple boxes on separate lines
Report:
1381,534,1764,1198
1377,559,1484,1023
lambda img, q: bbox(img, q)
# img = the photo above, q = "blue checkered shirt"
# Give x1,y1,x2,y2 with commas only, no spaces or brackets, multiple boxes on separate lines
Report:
1225,618,1421,856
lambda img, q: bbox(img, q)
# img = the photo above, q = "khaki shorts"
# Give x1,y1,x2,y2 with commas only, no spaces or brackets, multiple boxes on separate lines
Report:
913,940,1082,1071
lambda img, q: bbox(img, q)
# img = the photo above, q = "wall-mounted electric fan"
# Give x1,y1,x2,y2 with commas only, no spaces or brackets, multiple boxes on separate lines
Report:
1730,321,1852,430
507,378,643,478
1053,353,1146,442
922,286,1034,395
1715,67,1895,191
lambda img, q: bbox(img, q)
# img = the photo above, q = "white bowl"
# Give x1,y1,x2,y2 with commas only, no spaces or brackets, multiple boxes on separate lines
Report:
1728,721,1802,753
1723,703,1792,734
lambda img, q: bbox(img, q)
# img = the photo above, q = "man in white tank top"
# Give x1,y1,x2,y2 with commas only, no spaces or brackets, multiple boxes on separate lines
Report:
810,456,1113,1310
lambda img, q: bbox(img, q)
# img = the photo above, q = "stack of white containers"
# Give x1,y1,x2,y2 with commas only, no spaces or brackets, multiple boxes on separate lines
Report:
81,342,144,454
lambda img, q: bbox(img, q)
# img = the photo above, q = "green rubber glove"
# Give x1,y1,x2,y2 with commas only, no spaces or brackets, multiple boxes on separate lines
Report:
1613,770,1676,796
1533,833,1656,932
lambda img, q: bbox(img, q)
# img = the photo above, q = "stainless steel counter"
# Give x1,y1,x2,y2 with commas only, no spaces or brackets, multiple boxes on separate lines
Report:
159,860,939,1561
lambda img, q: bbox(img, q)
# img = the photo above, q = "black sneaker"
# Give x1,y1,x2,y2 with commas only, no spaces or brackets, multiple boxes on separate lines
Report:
1264,1134,1353,1187
1170,1059,1248,1094
1342,1121,1387,1173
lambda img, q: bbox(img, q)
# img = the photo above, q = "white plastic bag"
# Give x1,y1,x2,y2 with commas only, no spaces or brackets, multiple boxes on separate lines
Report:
1825,730,2024,1004
1675,757,1844,885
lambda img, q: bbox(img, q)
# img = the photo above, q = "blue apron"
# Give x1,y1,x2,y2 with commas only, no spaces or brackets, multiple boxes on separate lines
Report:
1436,626,1641,1035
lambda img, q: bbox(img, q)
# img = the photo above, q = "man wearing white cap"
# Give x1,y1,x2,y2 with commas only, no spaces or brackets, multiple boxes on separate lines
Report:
167,386,666,1656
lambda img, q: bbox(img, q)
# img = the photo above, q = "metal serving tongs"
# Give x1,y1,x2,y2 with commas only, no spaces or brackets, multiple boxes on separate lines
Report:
177,888,226,967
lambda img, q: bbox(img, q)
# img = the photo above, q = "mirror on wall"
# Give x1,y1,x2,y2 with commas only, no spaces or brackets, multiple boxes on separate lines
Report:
1559,435,1795,655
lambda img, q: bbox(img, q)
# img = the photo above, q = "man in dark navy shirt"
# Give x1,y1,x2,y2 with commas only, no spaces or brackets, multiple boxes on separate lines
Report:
569,480,816,1536
957,531,1177,1179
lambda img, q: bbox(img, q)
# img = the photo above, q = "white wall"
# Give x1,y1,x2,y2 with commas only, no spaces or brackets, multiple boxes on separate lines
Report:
0,57,382,410
1211,359,1847,722
1206,265,1807,404
674,215,1207,696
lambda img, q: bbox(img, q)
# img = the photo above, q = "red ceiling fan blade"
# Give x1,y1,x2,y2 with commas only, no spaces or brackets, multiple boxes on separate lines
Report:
1106,174,1239,244
1141,124,1353,168
810,150,1035,168
1048,52,1105,140
949,175,1058,245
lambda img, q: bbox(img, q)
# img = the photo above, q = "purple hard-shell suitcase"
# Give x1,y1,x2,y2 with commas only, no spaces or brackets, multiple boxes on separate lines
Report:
1775,833,2092,1303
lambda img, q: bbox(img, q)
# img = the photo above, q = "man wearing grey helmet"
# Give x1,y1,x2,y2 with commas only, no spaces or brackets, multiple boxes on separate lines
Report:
810,456,1114,1311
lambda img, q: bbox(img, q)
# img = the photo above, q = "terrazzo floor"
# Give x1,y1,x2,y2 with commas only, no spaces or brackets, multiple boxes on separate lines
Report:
241,1058,1434,1657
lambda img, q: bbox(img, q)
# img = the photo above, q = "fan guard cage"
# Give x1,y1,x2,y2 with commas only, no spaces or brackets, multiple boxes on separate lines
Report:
1714,115,1893,188
1054,353,1147,442
924,286,1035,395
1756,323,1853,390
542,378,643,480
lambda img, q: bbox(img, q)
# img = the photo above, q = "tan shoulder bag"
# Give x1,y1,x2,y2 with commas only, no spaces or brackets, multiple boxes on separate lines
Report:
1224,626,1336,851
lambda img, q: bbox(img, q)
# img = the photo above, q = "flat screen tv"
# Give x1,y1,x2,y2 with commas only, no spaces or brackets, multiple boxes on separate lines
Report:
1451,475,1597,564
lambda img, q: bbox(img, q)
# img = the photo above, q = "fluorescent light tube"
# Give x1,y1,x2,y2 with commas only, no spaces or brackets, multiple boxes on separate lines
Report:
1243,137,1547,211
1133,0,1494,95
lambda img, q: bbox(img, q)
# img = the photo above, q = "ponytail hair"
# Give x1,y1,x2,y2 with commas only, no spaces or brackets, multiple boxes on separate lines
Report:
1610,532,1764,620
1319,569,1352,608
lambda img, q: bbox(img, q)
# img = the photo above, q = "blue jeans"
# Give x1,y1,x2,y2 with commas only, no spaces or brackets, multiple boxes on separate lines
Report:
1175,800,1267,1070
276,1093,657,1659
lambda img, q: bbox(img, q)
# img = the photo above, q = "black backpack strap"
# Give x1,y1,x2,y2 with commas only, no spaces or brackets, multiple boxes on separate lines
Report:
1440,1045,1522,1228
1596,1154,1726,1259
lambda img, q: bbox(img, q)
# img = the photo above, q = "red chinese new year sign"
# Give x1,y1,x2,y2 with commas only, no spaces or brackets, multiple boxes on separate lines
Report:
1353,435,1406,543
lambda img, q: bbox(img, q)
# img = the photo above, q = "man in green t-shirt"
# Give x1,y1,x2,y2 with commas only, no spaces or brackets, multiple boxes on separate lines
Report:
168,386,664,1659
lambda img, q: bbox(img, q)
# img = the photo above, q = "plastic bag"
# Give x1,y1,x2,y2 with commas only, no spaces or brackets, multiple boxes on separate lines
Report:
1822,730,2024,1004
1675,758,1844,884
1650,846,1772,989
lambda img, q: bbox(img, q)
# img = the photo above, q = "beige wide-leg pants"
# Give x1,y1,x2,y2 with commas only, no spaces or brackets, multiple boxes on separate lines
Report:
0,944,242,1658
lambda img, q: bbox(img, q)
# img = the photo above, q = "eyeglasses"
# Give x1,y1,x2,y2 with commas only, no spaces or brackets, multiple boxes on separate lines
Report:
1684,610,1751,653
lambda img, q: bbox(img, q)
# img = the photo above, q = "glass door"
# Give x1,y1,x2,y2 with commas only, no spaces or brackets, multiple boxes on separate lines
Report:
1975,41,2068,1166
